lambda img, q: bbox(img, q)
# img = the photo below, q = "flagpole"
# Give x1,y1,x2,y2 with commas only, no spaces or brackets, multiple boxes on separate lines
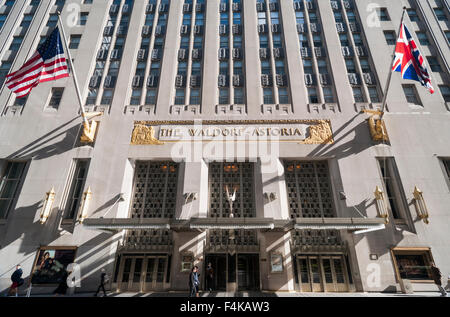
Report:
380,7,407,119
56,11,89,127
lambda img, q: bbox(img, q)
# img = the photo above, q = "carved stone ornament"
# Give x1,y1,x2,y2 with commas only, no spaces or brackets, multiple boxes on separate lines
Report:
131,124,164,145
301,120,334,144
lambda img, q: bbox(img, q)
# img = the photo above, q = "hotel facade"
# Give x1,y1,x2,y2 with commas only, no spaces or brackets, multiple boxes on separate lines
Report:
0,0,449,294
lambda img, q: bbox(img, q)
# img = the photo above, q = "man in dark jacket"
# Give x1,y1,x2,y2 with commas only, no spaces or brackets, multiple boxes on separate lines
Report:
189,266,200,297
94,268,108,297
7,265,24,297
430,263,447,296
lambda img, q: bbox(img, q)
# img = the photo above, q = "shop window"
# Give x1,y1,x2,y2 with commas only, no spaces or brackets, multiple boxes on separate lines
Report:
392,248,434,281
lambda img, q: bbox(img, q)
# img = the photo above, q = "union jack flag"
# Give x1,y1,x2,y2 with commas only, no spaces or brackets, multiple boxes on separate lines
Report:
392,23,434,94
5,27,69,98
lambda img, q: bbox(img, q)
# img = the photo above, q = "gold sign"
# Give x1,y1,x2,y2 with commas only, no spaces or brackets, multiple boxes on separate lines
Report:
131,120,334,145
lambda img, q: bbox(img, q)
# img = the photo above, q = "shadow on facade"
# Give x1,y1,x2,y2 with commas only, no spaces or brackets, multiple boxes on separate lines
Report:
6,117,81,161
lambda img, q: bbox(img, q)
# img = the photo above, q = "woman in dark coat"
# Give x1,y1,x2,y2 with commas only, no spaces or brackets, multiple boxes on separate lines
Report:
53,269,69,296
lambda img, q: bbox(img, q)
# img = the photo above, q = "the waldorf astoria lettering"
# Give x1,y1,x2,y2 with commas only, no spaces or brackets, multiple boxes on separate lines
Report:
131,120,334,145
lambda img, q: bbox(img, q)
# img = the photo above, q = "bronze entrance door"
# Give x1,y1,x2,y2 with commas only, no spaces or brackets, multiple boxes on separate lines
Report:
205,254,227,291
205,253,260,292
118,256,145,292
296,255,350,292
237,254,260,291
118,255,168,292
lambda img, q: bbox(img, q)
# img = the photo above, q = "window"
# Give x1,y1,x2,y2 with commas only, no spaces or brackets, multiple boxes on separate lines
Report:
14,96,28,106
445,31,450,43
345,59,356,73
352,33,363,46
0,161,27,219
433,8,447,21
403,85,420,105
20,14,33,28
78,12,89,26
392,249,434,281
284,161,336,218
339,34,349,47
439,85,450,102
69,35,81,49
359,58,371,73
416,32,429,46
377,157,408,221
175,89,185,105
427,57,441,72
47,88,64,110
384,31,396,45
0,14,8,30
279,88,289,104
0,62,12,87
190,89,200,105
64,160,89,220
130,89,141,105
377,8,390,21
234,88,244,104
308,87,318,104
352,87,364,103
323,87,334,103
368,87,380,103
146,89,157,105
208,162,256,218
219,88,229,104
407,9,420,22
100,89,113,105
129,161,179,218
263,88,274,104
317,59,328,74
9,36,24,51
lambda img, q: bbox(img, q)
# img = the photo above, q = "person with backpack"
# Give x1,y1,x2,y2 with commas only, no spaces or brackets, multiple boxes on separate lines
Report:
7,265,24,297
94,268,109,297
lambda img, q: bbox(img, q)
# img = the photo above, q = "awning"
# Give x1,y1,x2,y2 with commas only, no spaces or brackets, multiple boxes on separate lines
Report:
83,218,171,231
189,217,276,230
294,217,386,234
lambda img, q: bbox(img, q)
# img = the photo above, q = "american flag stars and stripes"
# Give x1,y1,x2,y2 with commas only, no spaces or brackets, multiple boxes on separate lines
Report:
392,23,434,94
5,27,69,98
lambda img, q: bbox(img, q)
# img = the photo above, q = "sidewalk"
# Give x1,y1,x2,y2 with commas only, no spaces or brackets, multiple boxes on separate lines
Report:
9,290,449,298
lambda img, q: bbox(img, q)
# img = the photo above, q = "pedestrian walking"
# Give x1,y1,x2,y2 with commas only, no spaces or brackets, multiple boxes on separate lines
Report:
94,268,109,297
53,269,69,296
206,262,214,292
7,265,24,297
430,263,447,296
189,266,200,297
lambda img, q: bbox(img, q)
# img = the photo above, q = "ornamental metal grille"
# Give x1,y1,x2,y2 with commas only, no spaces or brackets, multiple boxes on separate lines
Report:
122,229,172,249
284,161,335,218
209,162,256,218
209,229,258,246
292,230,346,252
292,229,342,246
130,161,179,219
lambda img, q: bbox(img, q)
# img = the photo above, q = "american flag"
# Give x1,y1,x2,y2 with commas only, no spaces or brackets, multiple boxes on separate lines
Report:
392,23,434,94
5,27,69,98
